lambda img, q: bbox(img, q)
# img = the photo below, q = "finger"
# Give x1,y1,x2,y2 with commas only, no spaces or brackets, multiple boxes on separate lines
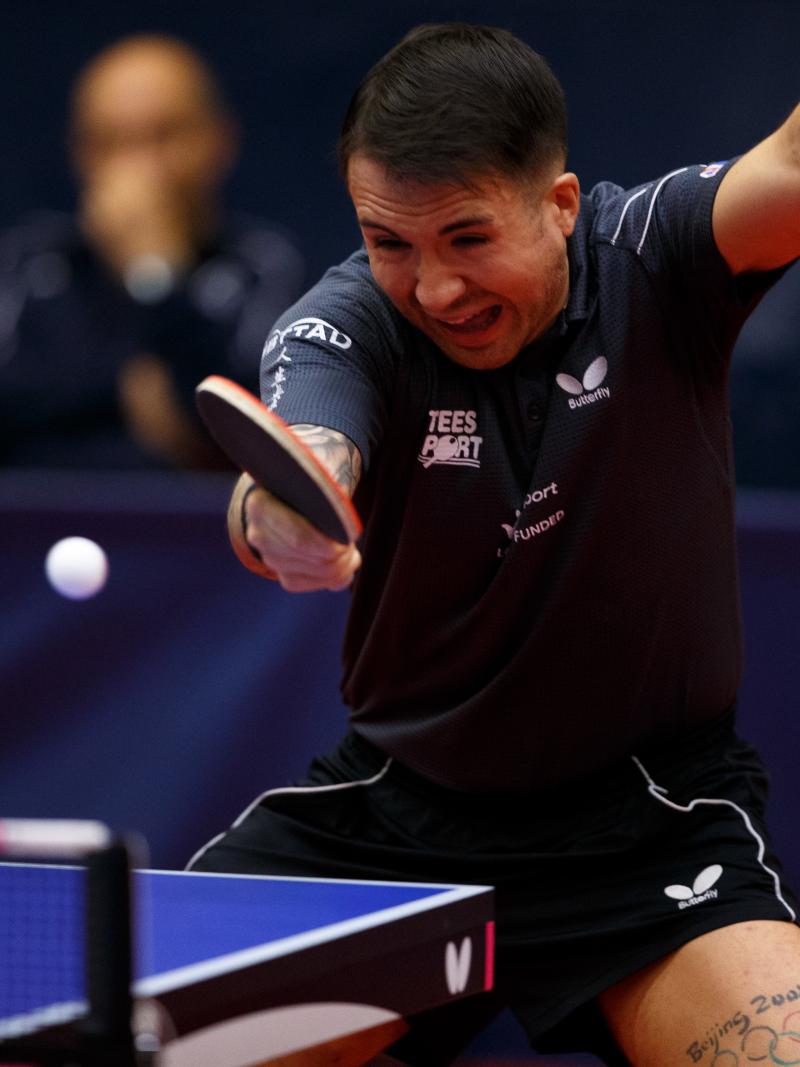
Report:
275,546,362,593
246,488,354,561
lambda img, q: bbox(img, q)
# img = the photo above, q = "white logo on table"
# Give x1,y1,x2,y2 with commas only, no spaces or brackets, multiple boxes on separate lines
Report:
445,937,472,994
556,356,610,411
664,864,723,910
419,410,483,468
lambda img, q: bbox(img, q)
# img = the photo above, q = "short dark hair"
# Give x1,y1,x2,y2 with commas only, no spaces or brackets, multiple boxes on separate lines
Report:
338,23,567,186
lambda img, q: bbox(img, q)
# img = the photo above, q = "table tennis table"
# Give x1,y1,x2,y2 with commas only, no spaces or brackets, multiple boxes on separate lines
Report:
0,862,495,1066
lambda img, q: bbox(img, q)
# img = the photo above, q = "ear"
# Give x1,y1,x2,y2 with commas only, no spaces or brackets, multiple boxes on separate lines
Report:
549,172,581,236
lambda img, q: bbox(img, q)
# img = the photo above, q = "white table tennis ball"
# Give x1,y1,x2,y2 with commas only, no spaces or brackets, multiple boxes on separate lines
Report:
45,536,109,600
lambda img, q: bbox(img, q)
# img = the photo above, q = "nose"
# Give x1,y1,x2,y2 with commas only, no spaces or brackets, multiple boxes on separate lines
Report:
414,256,466,315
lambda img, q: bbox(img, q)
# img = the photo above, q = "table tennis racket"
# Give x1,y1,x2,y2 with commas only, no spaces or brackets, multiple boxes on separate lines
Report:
195,375,362,545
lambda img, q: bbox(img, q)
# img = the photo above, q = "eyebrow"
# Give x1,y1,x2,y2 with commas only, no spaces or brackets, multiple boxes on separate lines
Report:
358,215,494,237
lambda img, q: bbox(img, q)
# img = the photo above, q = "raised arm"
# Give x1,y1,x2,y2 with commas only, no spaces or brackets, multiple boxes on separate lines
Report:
227,425,363,592
713,102,800,275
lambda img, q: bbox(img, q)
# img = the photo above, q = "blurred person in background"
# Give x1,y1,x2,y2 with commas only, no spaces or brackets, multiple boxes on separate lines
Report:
0,34,305,469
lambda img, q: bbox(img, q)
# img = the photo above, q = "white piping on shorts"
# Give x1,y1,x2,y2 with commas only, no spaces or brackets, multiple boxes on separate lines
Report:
632,755,796,921
610,167,688,254
185,758,394,871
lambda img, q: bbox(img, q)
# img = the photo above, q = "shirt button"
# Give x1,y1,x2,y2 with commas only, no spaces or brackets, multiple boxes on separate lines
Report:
527,401,543,422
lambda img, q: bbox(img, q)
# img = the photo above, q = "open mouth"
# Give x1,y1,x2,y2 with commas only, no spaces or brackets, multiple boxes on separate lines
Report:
436,305,502,336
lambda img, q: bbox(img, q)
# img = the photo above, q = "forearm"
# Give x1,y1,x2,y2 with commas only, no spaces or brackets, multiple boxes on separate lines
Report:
714,100,800,273
778,101,800,163
289,424,363,495
769,101,800,236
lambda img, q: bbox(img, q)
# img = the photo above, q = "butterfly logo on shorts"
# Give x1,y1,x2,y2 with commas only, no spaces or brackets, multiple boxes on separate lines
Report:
664,864,723,909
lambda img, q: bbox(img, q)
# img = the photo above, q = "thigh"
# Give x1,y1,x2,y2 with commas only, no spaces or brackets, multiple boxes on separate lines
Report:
599,919,800,1066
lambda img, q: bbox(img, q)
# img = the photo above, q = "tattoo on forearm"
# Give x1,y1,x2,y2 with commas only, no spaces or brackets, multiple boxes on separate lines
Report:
291,425,362,496
686,982,800,1064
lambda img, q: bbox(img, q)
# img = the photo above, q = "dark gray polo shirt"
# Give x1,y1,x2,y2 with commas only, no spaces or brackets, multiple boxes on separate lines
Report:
261,161,785,792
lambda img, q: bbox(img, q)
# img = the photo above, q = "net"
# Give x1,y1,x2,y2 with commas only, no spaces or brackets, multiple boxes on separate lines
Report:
0,820,142,1066
0,863,86,1040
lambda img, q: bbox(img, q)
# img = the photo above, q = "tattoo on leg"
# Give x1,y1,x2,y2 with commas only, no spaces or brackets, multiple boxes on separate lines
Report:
686,985,800,1064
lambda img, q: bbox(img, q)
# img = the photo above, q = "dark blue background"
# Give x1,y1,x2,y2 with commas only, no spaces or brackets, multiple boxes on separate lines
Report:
2,1,799,283
6,1,798,489
1,6,798,1061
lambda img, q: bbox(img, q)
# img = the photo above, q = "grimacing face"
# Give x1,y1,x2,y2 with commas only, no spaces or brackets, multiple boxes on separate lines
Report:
348,156,580,370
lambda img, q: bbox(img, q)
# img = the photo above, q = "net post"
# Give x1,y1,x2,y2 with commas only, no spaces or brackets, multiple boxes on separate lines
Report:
78,838,136,1065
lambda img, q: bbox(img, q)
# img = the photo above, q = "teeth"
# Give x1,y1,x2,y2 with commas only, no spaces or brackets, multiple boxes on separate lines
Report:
433,305,500,332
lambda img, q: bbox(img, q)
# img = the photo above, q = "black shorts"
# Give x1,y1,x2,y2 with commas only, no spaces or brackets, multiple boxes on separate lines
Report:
188,713,798,1066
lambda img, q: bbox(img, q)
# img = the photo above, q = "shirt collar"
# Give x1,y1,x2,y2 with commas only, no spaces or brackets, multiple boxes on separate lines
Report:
563,193,598,324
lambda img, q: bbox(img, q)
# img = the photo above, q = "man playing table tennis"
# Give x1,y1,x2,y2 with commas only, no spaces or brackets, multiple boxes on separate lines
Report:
191,23,800,1066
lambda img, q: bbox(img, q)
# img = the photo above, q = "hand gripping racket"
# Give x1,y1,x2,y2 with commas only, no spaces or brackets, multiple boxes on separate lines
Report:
195,376,362,544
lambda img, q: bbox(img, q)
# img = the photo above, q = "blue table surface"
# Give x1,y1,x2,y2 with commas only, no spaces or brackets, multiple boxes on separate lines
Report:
0,864,470,1017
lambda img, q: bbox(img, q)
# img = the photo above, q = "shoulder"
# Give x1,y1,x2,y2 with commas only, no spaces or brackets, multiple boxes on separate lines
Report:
582,163,733,256
260,249,405,462
266,248,409,361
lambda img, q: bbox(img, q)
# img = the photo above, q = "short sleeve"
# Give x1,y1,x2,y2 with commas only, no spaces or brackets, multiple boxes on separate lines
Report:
591,161,793,367
259,250,404,469
598,162,732,284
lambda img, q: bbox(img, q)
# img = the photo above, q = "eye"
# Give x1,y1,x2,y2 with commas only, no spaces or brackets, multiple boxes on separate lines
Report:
372,237,409,251
452,234,488,248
